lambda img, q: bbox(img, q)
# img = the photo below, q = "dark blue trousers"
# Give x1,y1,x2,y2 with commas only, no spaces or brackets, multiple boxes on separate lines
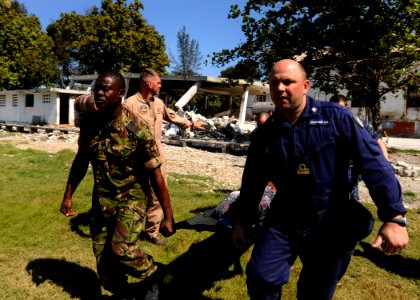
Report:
246,226,354,300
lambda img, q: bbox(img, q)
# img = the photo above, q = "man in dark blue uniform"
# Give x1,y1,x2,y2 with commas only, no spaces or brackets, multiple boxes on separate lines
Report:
232,59,409,300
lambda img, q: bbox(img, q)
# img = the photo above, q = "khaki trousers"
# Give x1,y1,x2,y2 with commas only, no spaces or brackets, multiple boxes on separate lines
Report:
145,157,167,238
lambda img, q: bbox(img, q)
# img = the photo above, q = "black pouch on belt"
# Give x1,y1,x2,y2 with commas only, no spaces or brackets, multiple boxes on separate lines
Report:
319,200,375,250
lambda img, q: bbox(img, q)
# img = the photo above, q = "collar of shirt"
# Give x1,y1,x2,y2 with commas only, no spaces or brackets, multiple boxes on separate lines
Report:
271,96,320,127
300,96,320,120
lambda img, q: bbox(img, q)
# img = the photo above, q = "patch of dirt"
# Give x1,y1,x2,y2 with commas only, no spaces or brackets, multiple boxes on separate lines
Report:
1,130,419,209
359,149,420,209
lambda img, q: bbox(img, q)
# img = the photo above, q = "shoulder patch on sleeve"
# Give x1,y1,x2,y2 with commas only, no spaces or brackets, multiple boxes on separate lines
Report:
126,120,145,138
353,115,364,128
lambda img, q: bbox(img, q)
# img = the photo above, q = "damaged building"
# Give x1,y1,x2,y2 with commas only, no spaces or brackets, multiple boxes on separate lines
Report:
1,73,419,140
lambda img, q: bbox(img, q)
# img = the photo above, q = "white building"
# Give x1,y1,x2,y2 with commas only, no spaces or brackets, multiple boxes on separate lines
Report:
1,74,418,137
0,87,88,126
0,74,269,129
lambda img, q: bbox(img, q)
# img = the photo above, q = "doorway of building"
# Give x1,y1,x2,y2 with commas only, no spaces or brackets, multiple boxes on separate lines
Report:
59,94,69,124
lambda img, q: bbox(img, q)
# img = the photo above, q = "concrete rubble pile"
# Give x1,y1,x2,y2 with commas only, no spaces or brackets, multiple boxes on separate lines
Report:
391,159,420,177
163,110,257,144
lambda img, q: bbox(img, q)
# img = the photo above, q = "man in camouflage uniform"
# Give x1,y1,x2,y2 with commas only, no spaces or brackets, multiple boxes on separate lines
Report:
60,71,175,297
73,68,205,245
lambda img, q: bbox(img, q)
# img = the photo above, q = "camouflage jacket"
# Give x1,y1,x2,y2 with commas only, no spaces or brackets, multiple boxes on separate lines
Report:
89,108,162,216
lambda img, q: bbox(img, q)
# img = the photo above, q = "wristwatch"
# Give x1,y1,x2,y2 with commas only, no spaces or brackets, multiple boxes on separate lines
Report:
388,216,407,227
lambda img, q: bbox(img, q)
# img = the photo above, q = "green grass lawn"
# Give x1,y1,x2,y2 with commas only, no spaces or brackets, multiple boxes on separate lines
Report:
0,142,419,299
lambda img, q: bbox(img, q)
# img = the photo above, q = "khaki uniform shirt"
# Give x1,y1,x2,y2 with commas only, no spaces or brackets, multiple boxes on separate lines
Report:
123,92,192,177
74,93,190,178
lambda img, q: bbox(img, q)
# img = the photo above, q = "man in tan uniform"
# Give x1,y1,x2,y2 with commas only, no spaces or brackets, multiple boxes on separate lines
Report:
124,68,205,244
70,68,205,244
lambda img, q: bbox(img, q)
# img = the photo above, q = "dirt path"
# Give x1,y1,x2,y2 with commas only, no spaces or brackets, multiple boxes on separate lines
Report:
1,130,419,209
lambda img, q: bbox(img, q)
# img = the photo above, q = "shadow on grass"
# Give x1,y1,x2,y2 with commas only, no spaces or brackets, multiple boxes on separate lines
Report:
158,223,250,299
354,241,420,279
214,188,235,194
29,210,248,298
26,233,248,299
190,205,217,214
26,258,108,299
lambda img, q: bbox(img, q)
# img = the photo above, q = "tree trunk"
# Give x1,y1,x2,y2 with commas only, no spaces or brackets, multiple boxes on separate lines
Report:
369,100,381,131
367,85,381,131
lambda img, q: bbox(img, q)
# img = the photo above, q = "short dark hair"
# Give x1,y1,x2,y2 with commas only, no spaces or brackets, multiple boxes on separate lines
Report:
329,94,346,103
140,68,160,83
97,70,125,90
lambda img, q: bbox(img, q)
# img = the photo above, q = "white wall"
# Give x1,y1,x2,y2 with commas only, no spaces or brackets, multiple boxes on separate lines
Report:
0,92,31,123
0,90,83,126
34,93,58,124
0,92,61,125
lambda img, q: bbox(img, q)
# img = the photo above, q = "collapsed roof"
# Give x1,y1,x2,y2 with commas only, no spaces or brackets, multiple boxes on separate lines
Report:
67,73,269,128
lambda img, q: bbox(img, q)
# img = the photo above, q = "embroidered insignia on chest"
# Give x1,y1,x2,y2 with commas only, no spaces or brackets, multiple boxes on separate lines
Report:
309,120,329,125
311,107,318,113
296,164,310,175
352,115,364,128
139,104,148,114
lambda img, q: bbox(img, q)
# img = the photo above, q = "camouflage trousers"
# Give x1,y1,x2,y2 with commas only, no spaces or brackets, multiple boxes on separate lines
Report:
91,201,157,292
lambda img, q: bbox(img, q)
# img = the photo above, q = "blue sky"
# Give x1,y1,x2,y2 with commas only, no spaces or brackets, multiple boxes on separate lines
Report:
19,0,246,76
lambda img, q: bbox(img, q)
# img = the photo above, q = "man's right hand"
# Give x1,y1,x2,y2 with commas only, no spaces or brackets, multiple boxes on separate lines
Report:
232,222,248,250
60,198,76,217
192,120,208,131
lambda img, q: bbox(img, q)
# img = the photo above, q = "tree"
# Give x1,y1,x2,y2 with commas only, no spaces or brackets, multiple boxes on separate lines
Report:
171,25,203,77
220,59,260,82
47,0,169,84
212,0,420,128
0,0,59,90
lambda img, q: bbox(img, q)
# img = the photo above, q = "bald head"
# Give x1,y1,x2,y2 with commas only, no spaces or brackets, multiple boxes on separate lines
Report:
270,59,307,81
269,59,310,124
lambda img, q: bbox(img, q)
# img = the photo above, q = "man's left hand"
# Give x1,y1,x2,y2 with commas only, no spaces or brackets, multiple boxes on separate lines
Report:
160,217,176,237
372,222,409,253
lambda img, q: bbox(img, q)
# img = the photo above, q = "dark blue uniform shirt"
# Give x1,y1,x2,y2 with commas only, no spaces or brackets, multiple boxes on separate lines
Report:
238,96,406,230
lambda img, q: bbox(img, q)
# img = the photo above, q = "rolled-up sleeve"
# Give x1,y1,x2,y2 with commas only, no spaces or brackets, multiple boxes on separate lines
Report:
162,105,192,129
144,156,162,171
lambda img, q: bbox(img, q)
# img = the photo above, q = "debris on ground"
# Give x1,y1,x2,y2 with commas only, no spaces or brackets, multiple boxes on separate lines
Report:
163,111,256,144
